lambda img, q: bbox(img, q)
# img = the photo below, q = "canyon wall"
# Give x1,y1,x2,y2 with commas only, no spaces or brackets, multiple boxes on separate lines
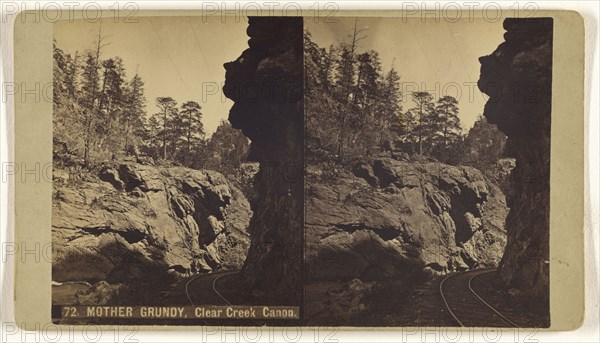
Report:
223,17,304,305
306,156,508,281
52,162,252,304
478,18,553,310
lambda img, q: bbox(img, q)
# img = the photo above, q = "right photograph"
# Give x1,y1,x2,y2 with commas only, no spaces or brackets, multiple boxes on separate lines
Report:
303,16,552,327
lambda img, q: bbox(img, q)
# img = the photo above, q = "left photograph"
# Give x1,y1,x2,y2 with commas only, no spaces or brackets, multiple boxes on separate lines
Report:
51,15,304,325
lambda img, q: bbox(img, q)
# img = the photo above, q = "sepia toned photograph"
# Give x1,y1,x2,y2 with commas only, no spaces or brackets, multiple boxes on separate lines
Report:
51,15,304,325
303,16,552,327
50,13,552,327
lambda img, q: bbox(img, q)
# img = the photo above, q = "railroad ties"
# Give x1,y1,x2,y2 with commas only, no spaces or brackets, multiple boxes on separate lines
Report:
440,269,519,328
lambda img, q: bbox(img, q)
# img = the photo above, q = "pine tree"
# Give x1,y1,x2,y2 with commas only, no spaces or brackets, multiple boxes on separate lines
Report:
376,67,403,150
141,114,163,159
382,68,403,132
177,101,205,165
53,42,68,105
79,52,100,111
335,46,355,103
352,51,383,154
434,96,462,149
304,32,342,162
79,52,101,166
409,91,435,155
99,58,125,113
52,42,79,104
355,51,381,109
322,44,336,90
54,35,152,166
155,97,178,160
77,25,109,167
53,42,86,156
98,57,127,153
64,51,79,99
338,18,367,101
122,72,146,152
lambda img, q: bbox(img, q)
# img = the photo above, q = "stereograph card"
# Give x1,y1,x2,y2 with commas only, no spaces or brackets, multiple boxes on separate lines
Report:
8,7,585,332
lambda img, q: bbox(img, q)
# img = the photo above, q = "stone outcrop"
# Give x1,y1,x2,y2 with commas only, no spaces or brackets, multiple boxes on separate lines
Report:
52,162,252,303
223,17,304,305
305,157,508,281
478,18,552,308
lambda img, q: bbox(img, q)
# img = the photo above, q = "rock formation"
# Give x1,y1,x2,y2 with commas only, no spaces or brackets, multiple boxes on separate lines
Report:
223,17,304,305
52,162,251,304
305,157,508,281
478,18,553,311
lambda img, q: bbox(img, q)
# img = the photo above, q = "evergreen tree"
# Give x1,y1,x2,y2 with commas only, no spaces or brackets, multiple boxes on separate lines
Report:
97,57,126,152
122,73,146,152
64,52,80,99
409,91,435,155
79,51,101,166
99,58,125,114
336,17,367,103
434,95,462,149
53,38,151,166
378,67,403,150
353,51,383,154
52,42,79,104
177,101,205,165
141,114,163,159
303,29,471,162
155,97,178,160
381,68,403,133
335,46,355,103
304,32,341,162
79,52,100,111
53,42,68,105
322,44,336,90
355,51,381,109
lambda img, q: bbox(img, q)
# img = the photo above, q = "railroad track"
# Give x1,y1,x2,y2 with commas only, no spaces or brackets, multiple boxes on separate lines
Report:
185,270,238,306
440,269,519,328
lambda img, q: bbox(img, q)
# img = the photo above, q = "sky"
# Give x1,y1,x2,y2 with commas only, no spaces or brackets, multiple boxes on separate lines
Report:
54,16,506,135
54,16,249,135
306,17,505,131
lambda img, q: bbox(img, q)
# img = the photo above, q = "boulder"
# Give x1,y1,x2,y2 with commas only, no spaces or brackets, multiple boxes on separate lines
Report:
305,157,508,281
52,162,252,291
75,281,123,305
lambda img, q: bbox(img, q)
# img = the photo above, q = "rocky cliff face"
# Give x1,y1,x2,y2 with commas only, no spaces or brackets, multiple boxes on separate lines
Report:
52,162,251,304
478,18,552,309
223,17,304,305
305,157,508,282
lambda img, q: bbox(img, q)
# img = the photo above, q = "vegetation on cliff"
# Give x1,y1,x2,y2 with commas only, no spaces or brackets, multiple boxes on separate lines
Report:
53,41,249,175
305,31,501,165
